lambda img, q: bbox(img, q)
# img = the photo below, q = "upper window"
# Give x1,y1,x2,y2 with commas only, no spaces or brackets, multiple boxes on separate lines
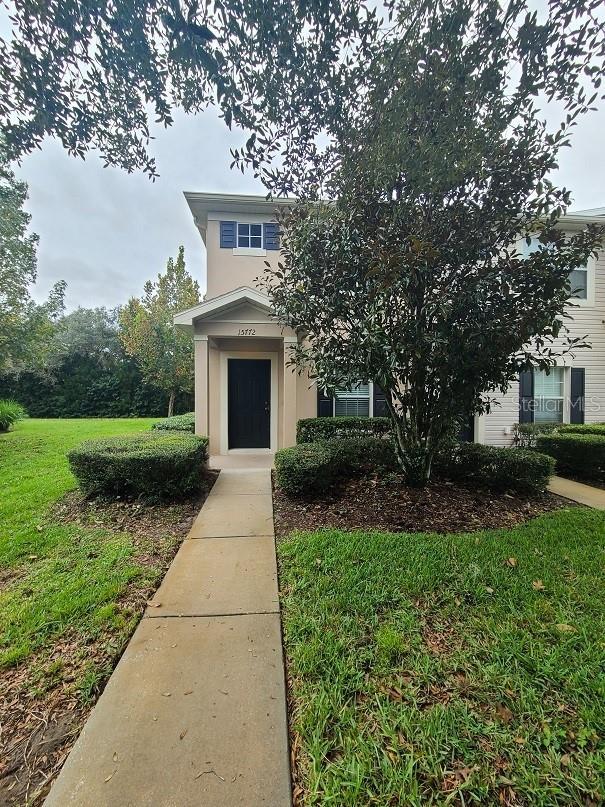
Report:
237,223,263,249
334,383,370,417
568,266,588,299
220,220,279,251
520,236,588,300
534,368,564,423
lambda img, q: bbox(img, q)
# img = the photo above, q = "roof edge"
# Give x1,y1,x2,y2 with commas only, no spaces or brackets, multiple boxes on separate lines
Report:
174,286,272,328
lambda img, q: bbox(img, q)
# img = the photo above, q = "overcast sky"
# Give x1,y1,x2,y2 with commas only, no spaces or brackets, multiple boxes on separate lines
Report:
16,111,265,310
6,26,605,311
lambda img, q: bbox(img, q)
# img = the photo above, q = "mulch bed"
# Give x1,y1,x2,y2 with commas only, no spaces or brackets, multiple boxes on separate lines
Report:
0,472,217,807
273,474,570,539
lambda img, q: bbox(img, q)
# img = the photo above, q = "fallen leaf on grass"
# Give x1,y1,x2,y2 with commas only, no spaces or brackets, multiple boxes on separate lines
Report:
506,557,517,568
532,580,546,591
495,704,514,724
556,623,576,633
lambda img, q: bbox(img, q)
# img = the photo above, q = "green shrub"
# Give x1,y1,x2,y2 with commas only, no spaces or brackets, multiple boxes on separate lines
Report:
512,422,561,448
0,400,26,433
275,436,397,496
274,442,335,495
437,442,555,495
329,436,397,475
297,416,391,444
536,433,605,482
68,432,208,499
559,423,605,436
152,412,195,432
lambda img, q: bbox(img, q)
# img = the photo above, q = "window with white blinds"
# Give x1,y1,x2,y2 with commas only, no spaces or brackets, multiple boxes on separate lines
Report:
534,368,564,423
334,383,370,416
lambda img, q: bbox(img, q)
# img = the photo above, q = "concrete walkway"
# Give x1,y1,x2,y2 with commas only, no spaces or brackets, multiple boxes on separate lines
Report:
45,469,291,807
209,453,274,470
548,474,605,510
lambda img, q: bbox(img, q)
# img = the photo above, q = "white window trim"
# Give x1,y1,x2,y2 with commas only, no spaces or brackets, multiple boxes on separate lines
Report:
219,351,278,455
236,222,265,252
232,247,267,257
569,257,595,308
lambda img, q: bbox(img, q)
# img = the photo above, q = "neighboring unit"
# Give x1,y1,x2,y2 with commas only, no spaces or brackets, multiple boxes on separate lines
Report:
175,193,605,456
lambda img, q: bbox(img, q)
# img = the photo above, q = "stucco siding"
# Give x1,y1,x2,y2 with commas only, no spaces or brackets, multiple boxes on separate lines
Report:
205,216,281,299
482,245,605,445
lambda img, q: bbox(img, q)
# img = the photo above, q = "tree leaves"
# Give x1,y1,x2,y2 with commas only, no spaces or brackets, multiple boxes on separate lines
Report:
0,0,378,178
0,135,66,373
118,246,200,413
259,0,605,484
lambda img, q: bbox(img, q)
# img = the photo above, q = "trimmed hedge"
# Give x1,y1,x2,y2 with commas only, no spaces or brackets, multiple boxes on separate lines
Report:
559,423,605,437
152,412,195,432
0,399,26,433
537,433,605,482
512,422,561,449
275,443,335,496
275,436,397,496
297,416,391,444
436,442,555,496
68,432,208,499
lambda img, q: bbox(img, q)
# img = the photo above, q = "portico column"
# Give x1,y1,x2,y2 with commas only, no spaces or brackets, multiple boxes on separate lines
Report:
194,334,209,437
283,336,298,448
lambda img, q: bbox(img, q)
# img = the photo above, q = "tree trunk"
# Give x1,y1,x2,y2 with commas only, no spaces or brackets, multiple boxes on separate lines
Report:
393,428,435,487
386,397,435,487
167,390,175,417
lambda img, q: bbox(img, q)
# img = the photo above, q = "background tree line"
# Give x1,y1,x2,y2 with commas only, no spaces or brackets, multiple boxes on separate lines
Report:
0,306,194,418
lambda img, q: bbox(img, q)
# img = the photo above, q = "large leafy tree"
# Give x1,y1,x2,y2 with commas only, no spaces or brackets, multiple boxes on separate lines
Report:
0,0,377,177
51,306,123,367
262,0,605,485
119,246,200,416
0,135,65,373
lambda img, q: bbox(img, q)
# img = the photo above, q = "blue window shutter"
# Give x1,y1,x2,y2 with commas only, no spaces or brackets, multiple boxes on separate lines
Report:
372,384,389,417
264,222,280,250
220,221,237,248
570,368,585,424
519,370,534,423
317,388,333,417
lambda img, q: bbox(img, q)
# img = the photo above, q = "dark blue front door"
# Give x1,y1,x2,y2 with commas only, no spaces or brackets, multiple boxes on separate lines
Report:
228,359,271,449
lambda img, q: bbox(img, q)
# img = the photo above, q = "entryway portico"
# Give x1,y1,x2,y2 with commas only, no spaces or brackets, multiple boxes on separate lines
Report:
175,286,316,456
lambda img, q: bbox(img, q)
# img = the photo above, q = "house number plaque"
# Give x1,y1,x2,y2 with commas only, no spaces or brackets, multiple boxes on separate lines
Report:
238,328,256,336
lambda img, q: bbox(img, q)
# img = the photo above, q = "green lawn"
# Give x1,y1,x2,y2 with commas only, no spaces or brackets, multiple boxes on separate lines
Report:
0,418,158,668
278,508,605,805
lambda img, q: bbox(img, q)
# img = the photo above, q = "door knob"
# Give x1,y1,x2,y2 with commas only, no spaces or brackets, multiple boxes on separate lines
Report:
264,402,270,414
